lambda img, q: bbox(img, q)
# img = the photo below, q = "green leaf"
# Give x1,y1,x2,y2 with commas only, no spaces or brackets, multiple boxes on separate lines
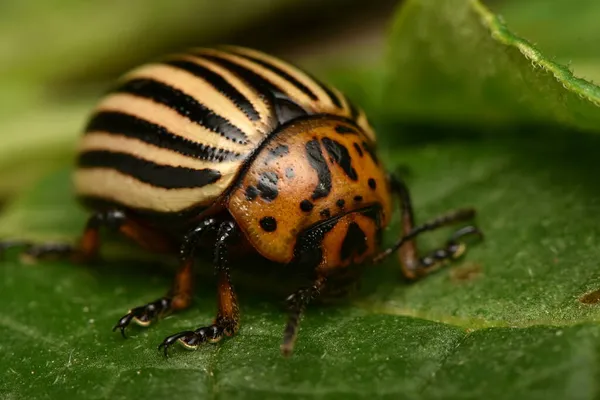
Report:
486,0,600,84
3,130,600,399
383,0,600,132
488,0,600,61
3,0,600,399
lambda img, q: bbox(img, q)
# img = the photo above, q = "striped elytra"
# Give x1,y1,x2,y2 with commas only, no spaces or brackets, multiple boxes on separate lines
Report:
75,45,376,216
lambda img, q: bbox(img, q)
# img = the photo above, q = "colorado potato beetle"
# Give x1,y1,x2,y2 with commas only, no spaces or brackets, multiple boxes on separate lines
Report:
1,46,482,356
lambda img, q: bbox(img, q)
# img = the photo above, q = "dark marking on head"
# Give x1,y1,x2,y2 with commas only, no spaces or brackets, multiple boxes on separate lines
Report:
340,222,368,260
259,216,277,232
305,139,332,200
321,137,358,181
360,205,383,244
320,209,331,219
335,125,357,134
292,218,338,270
265,144,289,164
353,143,363,157
300,199,314,212
245,185,259,201
336,199,345,208
362,141,379,164
368,178,377,190
354,195,363,202
256,171,279,202
285,167,295,179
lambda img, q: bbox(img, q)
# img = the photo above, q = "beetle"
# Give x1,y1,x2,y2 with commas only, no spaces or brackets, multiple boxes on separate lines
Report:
0,46,482,356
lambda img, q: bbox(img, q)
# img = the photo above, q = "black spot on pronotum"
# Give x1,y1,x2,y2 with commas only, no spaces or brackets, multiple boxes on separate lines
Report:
320,209,331,219
368,178,377,190
305,139,332,200
340,222,368,260
335,125,357,134
259,216,277,232
265,144,290,164
257,171,279,201
354,195,363,202
353,143,363,157
300,200,314,212
321,137,358,181
336,199,345,208
245,185,259,201
285,167,295,179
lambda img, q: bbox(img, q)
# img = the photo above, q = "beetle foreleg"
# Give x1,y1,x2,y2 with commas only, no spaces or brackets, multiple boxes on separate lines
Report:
280,274,326,357
158,221,240,356
113,218,219,337
113,258,194,337
373,175,483,279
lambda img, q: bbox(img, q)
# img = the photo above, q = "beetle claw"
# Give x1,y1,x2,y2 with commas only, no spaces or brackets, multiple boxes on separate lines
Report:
158,331,196,357
112,312,135,338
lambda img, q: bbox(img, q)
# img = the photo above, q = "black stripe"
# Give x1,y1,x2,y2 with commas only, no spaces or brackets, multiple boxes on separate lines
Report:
197,53,285,102
348,100,360,120
113,78,249,145
85,111,242,163
318,82,342,108
305,139,332,200
164,59,260,121
78,150,221,189
230,51,319,101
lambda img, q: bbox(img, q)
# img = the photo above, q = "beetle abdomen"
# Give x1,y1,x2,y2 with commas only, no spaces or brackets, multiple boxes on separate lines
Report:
74,46,375,215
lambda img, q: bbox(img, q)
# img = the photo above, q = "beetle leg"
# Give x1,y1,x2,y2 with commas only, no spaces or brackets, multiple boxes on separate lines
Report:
158,221,240,356
113,258,195,337
0,210,174,263
113,218,218,337
280,274,326,357
373,175,483,279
